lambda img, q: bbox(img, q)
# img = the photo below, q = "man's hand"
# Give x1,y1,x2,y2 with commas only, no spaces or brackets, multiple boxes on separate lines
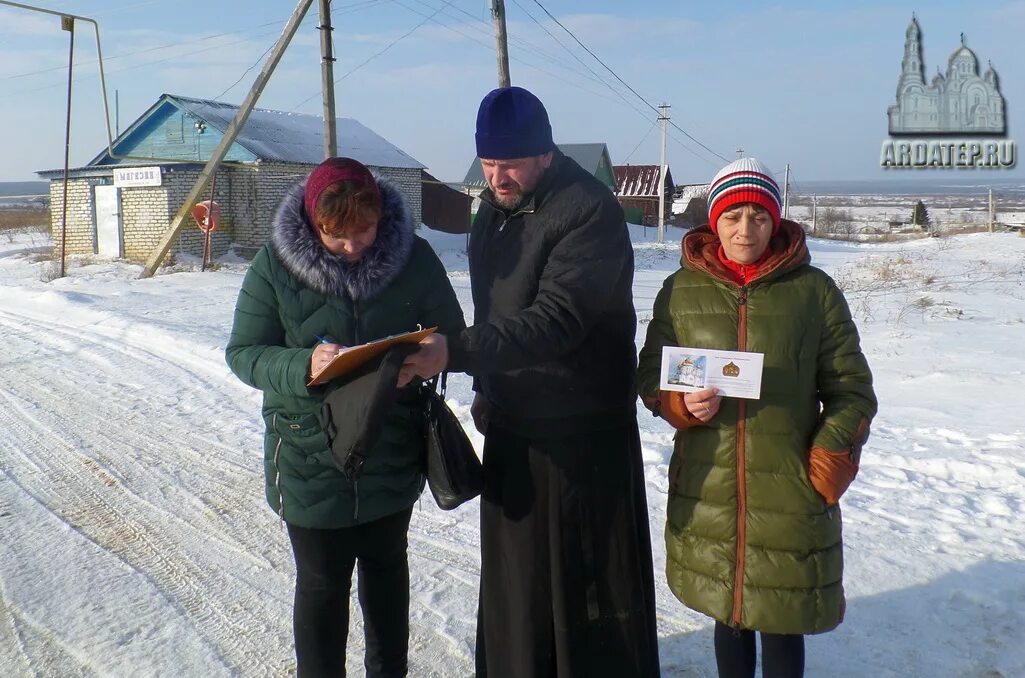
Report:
470,392,491,435
398,334,449,387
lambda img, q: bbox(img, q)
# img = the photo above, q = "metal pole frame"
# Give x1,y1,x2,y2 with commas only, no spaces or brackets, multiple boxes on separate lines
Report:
0,0,253,170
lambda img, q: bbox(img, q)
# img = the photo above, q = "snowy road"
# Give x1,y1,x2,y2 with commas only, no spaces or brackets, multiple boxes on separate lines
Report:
1,229,1024,676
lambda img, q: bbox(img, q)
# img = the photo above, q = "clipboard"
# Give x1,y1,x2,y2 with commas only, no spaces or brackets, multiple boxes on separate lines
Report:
307,326,437,386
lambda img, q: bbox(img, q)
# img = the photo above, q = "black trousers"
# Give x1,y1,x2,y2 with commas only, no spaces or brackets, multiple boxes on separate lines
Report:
714,621,805,678
475,421,661,677
286,507,413,678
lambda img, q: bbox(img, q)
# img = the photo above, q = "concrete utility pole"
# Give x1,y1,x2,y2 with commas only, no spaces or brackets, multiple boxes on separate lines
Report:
490,0,511,87
319,0,337,158
658,103,670,244
141,0,315,278
782,163,790,220
812,195,818,235
735,147,744,159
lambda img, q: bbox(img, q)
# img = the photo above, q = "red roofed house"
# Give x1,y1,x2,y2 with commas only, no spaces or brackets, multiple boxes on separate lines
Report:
613,164,674,226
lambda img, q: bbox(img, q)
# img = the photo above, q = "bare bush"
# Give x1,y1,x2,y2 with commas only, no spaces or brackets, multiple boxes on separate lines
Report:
817,207,857,238
0,208,49,231
39,261,60,282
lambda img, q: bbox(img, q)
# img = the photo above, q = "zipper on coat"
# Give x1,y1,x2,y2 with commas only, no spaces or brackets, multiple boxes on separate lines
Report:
731,286,749,627
351,298,361,522
352,479,360,521
496,207,534,232
352,300,361,346
271,413,285,528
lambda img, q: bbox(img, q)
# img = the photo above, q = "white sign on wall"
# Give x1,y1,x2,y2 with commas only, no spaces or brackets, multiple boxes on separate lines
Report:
113,166,162,188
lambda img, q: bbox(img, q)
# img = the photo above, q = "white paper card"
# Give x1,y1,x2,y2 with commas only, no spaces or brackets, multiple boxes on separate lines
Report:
659,346,765,399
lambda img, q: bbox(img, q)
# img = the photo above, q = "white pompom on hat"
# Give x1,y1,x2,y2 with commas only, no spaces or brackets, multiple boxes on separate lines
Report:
707,157,782,233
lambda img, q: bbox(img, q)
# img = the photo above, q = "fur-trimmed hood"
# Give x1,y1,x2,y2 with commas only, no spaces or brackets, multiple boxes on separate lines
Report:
270,175,415,301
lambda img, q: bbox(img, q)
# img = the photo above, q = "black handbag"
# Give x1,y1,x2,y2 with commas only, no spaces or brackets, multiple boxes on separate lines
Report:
421,372,483,510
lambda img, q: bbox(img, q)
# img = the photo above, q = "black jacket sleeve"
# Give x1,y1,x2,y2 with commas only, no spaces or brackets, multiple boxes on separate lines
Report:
417,243,467,337
637,274,678,410
447,199,630,376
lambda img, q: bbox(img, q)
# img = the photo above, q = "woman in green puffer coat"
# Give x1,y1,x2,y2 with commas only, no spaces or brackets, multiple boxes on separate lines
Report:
637,158,876,678
225,157,465,677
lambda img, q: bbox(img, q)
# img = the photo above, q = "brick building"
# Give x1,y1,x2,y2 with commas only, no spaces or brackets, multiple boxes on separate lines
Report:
37,94,430,262
612,164,675,226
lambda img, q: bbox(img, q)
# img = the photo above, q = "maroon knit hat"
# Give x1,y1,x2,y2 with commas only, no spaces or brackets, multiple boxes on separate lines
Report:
303,157,379,225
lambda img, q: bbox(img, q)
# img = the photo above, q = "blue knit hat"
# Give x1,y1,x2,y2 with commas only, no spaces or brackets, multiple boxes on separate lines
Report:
475,86,555,160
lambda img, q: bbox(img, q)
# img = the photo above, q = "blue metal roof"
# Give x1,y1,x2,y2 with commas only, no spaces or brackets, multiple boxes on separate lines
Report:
85,94,424,169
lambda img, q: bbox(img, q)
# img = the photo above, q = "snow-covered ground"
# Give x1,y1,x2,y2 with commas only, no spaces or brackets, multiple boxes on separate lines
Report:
1,224,1023,677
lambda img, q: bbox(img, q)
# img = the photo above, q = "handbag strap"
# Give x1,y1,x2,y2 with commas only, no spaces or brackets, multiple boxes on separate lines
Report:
427,371,449,398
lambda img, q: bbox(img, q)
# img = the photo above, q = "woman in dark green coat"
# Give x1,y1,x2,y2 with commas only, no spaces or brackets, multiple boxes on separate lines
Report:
225,157,465,677
637,158,876,678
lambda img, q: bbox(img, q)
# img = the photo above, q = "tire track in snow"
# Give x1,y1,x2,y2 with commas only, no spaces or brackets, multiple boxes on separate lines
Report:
0,309,262,503
0,313,278,572
0,390,259,674
0,549,34,677
0,302,482,674
0,315,297,674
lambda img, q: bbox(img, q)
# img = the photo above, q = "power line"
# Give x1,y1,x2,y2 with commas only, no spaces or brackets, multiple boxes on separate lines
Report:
2,0,386,85
405,0,612,89
623,120,656,164
508,0,641,113
213,43,275,101
6,26,288,98
530,0,729,164
290,0,649,118
1,20,285,82
291,0,454,111
399,0,713,168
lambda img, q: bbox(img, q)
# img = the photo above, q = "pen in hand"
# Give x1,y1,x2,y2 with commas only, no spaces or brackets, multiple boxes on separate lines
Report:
311,335,347,375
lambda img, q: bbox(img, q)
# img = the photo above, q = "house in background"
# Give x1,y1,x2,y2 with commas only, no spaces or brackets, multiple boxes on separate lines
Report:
37,93,465,262
422,172,472,234
612,164,674,226
672,183,711,228
461,142,616,215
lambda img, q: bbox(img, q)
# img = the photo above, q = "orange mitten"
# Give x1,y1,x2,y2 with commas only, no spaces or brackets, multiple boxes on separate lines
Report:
658,391,703,430
808,447,859,505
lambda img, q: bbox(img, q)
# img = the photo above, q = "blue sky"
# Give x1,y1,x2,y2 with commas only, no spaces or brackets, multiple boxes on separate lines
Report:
2,0,1024,183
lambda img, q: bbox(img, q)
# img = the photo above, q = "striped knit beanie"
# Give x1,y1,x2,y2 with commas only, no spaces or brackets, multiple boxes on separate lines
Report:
707,157,782,233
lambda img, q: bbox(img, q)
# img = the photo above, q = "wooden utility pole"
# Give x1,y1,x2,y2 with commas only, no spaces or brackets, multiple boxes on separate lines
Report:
490,0,511,87
319,0,337,158
140,0,315,278
658,103,670,244
989,188,994,232
782,163,790,220
811,195,818,235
